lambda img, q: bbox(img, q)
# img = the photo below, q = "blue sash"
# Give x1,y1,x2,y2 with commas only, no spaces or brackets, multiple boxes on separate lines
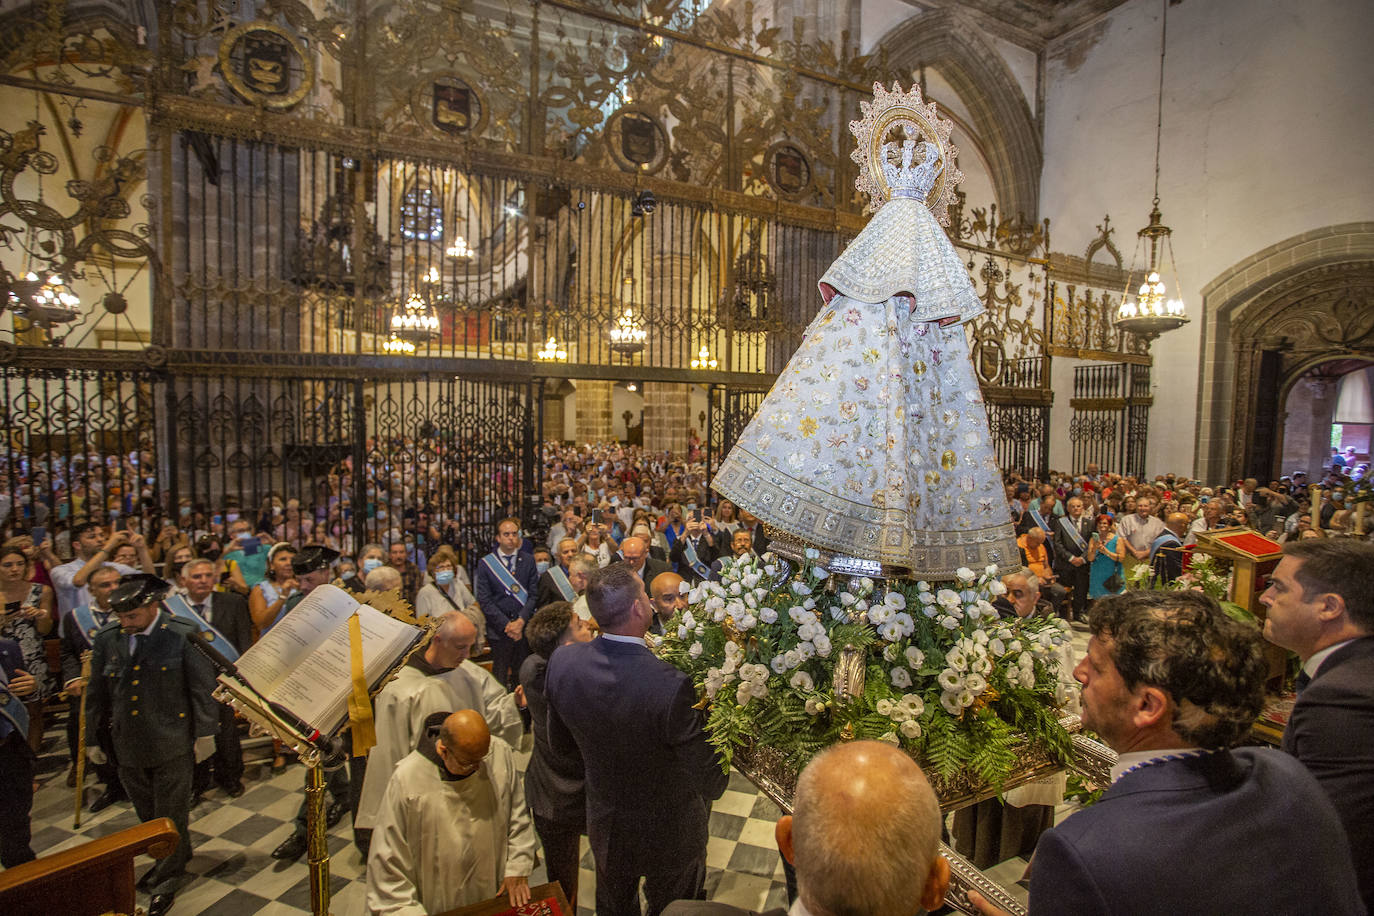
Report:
162,594,241,662
1029,507,1051,532
1059,515,1088,553
70,604,112,648
548,566,576,602
0,664,30,739
483,554,529,604
1148,532,1181,565
681,538,711,579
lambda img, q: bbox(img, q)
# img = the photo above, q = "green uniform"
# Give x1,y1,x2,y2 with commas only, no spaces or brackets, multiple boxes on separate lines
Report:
86,611,219,894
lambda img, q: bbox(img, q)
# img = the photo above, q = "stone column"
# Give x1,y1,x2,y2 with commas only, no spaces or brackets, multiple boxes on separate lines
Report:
643,382,690,455
1306,377,1339,475
575,380,614,445
542,395,565,445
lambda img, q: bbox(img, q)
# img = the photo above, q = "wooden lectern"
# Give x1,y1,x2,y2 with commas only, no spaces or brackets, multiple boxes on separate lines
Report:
1191,528,1288,689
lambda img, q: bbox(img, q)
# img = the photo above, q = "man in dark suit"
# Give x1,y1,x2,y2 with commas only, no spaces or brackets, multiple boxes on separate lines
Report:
1052,496,1095,622
709,529,757,581
546,563,727,916
536,538,581,609
1262,539,1374,910
618,535,670,586
474,516,537,691
181,557,251,798
86,574,219,916
58,563,125,811
736,509,770,557
969,590,1364,916
664,741,949,916
668,515,717,584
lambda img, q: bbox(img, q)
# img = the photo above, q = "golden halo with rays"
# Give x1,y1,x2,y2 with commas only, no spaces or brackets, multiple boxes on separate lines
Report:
848,82,964,225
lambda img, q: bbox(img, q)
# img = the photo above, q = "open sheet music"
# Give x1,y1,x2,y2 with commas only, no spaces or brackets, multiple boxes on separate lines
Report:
228,584,423,737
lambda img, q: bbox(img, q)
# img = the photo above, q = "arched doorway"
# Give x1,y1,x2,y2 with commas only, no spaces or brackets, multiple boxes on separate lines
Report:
1277,359,1374,480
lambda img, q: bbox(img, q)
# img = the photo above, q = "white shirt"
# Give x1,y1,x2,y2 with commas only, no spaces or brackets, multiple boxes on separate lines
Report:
1304,638,1358,679
599,632,646,646
49,557,136,617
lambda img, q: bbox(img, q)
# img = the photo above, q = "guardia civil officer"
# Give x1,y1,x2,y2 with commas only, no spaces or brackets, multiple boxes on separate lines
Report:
85,573,218,916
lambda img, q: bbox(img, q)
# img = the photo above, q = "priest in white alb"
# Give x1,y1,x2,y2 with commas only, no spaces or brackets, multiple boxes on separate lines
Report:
367,709,536,914
356,612,522,838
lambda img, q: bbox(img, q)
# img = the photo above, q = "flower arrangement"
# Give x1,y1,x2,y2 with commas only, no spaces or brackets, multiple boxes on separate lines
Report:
657,551,1076,790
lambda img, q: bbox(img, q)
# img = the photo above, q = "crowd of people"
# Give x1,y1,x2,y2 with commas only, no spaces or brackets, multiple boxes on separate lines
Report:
0,439,1371,916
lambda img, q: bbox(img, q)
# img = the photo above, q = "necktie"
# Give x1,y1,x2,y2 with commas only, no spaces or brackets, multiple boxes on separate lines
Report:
504,554,514,573
1295,670,1311,695
194,603,207,625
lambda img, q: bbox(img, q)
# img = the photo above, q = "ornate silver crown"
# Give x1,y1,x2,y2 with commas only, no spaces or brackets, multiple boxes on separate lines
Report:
883,139,942,201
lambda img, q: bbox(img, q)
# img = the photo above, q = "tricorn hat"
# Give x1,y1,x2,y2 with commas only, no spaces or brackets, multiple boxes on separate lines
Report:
110,573,172,614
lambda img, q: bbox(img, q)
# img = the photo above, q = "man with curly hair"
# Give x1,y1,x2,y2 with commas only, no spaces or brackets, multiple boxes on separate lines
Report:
971,589,1363,916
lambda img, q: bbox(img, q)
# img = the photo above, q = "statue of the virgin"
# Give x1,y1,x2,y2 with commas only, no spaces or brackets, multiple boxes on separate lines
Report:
712,83,1019,579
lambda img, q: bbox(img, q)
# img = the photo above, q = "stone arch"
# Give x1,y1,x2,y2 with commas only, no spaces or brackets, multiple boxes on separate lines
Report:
874,8,1042,220
1193,222,1374,483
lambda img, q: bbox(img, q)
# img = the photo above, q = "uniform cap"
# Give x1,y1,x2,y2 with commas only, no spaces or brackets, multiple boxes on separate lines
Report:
292,545,340,575
110,573,172,614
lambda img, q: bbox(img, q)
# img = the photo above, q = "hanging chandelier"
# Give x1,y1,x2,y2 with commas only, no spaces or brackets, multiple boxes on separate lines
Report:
6,271,82,327
537,335,569,361
382,333,416,355
1115,0,1189,342
690,344,717,369
609,272,646,355
445,236,475,260
389,290,440,342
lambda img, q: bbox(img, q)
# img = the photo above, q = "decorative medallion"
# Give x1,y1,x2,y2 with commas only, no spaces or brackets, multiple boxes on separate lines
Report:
605,108,669,175
218,21,314,109
848,82,963,225
411,73,489,139
765,141,812,200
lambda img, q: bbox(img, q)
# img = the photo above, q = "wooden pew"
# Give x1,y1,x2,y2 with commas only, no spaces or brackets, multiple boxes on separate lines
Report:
0,818,179,916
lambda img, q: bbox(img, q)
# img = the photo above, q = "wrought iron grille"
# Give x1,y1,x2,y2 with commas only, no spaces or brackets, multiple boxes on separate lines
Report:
1069,362,1152,478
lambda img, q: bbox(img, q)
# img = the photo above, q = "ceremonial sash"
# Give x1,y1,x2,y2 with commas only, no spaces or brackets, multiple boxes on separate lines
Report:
162,593,241,662
1148,533,1181,565
483,554,529,604
1059,515,1088,553
549,566,577,602
681,538,711,579
0,664,28,739
70,604,112,648
1029,507,1051,532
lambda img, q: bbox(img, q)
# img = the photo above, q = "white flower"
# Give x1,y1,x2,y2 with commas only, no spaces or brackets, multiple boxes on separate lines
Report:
890,667,913,688
878,731,900,746
988,580,1008,596
939,615,959,630
940,691,963,715
724,640,742,658
726,599,746,618
957,689,976,708
1018,667,1036,689
936,589,961,608
855,599,869,613
741,663,769,683
736,682,755,706
803,597,817,611
938,669,962,690
812,634,832,657
797,621,821,641
704,668,726,698
729,583,741,596
804,697,823,716
905,647,925,669
812,567,831,580
867,604,892,625
722,657,738,676
784,649,802,669
754,587,769,601
759,607,778,624
876,698,895,716
706,595,725,612
984,564,1000,578
885,591,907,610
955,566,976,583
682,610,696,629
880,621,904,642
975,600,996,619
713,606,727,623
770,655,788,674
964,673,987,694
858,576,875,592
679,579,692,595
945,647,968,671
677,625,690,640
750,680,769,699
796,641,815,661
650,634,664,648
743,592,758,609
790,671,814,691
973,656,992,675
831,604,851,622
899,719,922,739
990,638,1006,657
688,586,704,604
742,572,761,589
764,564,778,577
738,613,757,631
917,590,936,605
791,581,813,596
883,644,899,662
972,629,989,646
804,547,820,559
898,693,925,717
839,591,857,607
688,642,703,658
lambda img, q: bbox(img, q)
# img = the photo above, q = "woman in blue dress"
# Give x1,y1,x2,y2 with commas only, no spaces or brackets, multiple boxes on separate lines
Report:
1087,513,1125,599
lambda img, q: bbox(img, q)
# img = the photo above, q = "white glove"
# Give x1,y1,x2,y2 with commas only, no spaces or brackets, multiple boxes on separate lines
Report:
87,746,108,766
194,735,215,763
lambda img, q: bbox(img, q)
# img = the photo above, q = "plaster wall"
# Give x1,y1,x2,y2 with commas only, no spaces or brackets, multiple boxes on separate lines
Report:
1041,0,1374,479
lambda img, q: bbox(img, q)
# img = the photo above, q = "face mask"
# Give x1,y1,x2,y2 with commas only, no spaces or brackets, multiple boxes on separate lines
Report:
201,547,222,560
236,532,254,543
226,513,239,523
180,506,191,517
341,569,356,580
362,557,383,573
435,569,456,586
536,560,550,575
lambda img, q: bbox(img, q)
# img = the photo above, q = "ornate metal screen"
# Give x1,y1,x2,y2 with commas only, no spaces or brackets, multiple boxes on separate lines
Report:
1069,362,1152,480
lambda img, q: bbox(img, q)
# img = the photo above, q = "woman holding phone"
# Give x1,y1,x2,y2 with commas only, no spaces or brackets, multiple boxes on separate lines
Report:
0,545,53,750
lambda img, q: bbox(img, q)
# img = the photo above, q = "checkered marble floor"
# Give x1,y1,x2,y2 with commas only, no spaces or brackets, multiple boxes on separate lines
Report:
25,628,1088,915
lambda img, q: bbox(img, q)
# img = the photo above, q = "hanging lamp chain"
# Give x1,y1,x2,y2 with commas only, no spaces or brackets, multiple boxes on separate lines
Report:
1152,0,1168,207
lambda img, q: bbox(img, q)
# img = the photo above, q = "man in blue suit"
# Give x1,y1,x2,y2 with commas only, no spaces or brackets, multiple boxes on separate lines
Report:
474,517,537,691
545,563,728,916
970,589,1364,916
1262,539,1374,911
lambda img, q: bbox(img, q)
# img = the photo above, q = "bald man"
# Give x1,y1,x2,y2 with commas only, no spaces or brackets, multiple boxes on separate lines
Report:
649,571,686,636
356,613,522,844
1148,512,1191,586
619,535,671,585
664,741,949,916
367,709,537,913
